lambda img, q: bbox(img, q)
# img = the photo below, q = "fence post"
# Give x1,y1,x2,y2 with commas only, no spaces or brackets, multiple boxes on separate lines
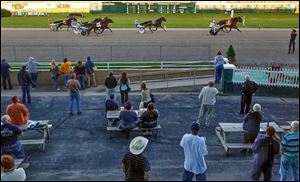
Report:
208,44,211,61
61,46,64,59
110,46,113,62
107,62,110,70
13,46,17,62
161,61,163,70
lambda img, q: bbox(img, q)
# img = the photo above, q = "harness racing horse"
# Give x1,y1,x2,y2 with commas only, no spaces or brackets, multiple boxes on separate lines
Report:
80,18,102,35
217,16,243,32
96,17,114,35
54,17,77,31
140,17,167,33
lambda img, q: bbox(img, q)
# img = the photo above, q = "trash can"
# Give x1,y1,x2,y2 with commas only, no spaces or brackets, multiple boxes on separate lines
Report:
222,64,236,93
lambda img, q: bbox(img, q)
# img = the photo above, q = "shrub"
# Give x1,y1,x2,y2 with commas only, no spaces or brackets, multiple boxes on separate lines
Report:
226,45,236,65
1,8,11,17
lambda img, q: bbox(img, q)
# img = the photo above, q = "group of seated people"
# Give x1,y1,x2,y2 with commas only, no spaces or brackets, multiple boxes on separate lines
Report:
105,93,158,139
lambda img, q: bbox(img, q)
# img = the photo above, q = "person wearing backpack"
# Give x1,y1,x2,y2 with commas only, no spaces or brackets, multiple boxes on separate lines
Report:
214,51,225,83
118,72,131,106
251,126,280,181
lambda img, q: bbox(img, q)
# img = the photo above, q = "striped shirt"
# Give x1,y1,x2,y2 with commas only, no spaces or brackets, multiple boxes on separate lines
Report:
281,132,299,157
122,152,150,181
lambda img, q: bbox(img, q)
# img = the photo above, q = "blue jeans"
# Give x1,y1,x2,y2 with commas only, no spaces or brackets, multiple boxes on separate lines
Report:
21,85,31,104
1,141,25,159
63,74,70,87
215,65,223,83
280,155,299,181
52,76,59,90
69,92,81,113
183,169,206,181
106,88,116,100
77,74,85,90
30,72,38,88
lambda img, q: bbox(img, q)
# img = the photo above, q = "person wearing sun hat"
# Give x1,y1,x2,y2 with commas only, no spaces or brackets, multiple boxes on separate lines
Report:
180,122,208,181
121,136,150,181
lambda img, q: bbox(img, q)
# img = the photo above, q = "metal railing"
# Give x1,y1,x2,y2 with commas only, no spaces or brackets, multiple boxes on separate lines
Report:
8,60,215,71
232,66,299,88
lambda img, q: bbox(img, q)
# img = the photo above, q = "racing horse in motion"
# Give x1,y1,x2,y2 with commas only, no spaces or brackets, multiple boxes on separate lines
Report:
91,16,114,35
140,17,167,33
217,16,243,32
54,17,77,31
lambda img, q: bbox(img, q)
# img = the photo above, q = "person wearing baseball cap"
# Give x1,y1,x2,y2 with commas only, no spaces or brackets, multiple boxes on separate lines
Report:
180,122,208,181
121,136,150,181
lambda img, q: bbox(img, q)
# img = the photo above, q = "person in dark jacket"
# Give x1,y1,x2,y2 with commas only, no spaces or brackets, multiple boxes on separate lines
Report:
85,56,96,88
251,126,280,181
137,103,158,135
105,94,119,126
288,29,297,54
1,59,13,90
73,60,86,90
241,103,263,155
104,71,118,100
17,66,35,104
240,75,259,115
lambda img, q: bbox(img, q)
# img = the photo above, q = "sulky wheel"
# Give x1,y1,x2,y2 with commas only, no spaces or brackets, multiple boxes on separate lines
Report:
80,30,88,36
138,27,145,34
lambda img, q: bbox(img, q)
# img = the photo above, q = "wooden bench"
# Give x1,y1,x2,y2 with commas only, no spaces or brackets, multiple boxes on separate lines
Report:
20,139,46,151
107,125,162,139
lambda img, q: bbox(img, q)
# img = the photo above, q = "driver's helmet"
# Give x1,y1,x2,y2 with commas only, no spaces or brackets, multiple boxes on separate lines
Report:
212,20,216,23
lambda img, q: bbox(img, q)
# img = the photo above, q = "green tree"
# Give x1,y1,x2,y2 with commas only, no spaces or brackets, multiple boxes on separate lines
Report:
1,9,11,17
226,45,236,65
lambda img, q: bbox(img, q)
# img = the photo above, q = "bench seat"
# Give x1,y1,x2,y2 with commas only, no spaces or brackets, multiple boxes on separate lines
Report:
107,125,162,139
20,139,46,151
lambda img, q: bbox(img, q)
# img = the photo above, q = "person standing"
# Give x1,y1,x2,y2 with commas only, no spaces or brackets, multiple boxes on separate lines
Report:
214,51,225,83
85,56,96,88
17,66,35,104
1,115,25,159
1,59,13,90
180,122,208,181
104,71,118,100
121,136,150,181
50,59,60,91
241,104,263,155
1,154,26,181
66,73,81,116
60,58,72,88
240,75,259,115
74,60,86,90
197,81,219,127
288,29,297,54
279,121,299,181
251,126,280,181
6,96,29,126
140,82,152,109
118,72,131,106
24,57,40,89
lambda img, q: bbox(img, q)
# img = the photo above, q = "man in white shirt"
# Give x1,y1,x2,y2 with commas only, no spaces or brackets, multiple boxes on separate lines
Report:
197,80,219,127
180,122,208,181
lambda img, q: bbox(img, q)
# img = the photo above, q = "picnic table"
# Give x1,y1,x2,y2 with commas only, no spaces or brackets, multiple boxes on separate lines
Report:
215,122,284,155
106,109,161,139
18,120,52,151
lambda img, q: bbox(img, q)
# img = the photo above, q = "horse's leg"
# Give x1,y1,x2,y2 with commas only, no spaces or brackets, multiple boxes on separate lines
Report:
228,28,232,32
149,25,153,33
236,27,242,32
161,25,166,31
108,27,112,32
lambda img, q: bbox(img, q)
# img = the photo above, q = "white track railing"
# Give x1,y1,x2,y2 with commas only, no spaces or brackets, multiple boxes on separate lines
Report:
232,66,299,88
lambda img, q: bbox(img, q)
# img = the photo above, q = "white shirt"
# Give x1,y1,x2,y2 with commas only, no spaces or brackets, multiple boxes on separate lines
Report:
199,86,219,105
180,134,208,174
1,168,26,181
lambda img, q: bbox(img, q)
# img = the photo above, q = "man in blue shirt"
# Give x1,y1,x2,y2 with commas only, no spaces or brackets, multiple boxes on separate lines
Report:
24,57,40,89
214,51,225,83
279,121,299,181
105,94,119,112
85,56,96,88
1,59,13,90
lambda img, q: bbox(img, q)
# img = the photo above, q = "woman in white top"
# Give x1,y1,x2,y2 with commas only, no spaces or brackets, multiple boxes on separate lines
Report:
140,82,152,109
1,154,26,181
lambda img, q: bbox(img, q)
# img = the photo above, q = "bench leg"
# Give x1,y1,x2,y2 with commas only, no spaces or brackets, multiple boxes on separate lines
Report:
109,131,112,139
